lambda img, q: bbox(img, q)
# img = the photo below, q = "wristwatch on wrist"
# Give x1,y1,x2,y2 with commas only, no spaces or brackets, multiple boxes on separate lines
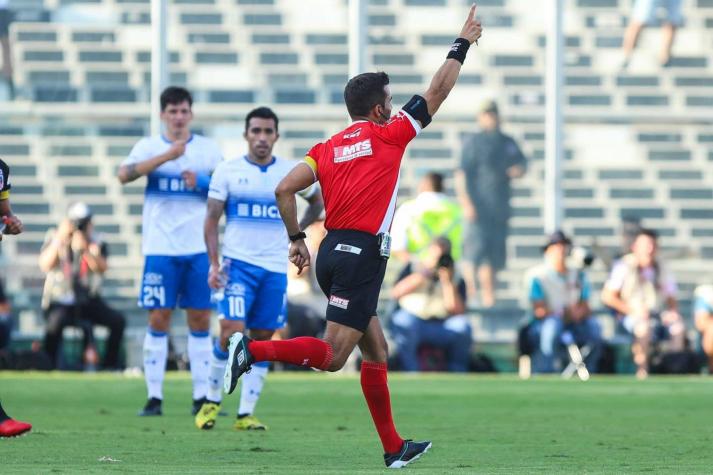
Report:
289,231,307,242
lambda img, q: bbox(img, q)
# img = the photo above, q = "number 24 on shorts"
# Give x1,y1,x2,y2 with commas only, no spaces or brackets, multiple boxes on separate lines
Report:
143,285,166,307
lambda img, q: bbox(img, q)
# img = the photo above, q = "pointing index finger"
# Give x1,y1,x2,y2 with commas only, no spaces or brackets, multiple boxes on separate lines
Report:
470,3,477,20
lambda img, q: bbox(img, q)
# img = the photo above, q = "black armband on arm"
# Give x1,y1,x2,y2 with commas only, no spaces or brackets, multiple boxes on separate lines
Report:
403,95,432,128
446,37,470,65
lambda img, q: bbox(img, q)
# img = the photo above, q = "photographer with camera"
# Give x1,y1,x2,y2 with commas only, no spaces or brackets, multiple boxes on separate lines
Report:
38,202,125,370
389,237,472,372
602,228,686,379
523,231,602,374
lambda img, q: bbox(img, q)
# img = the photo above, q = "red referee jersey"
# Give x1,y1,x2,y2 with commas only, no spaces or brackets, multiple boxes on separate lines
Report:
304,110,421,235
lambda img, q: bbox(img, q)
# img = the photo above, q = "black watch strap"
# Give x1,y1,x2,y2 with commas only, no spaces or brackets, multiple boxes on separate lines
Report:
289,231,307,242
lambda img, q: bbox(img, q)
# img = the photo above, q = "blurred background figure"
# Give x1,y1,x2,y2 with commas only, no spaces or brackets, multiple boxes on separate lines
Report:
601,229,686,379
523,231,602,374
621,0,683,70
285,220,327,343
693,283,713,373
38,202,126,370
456,100,526,308
391,172,462,264
0,0,13,98
389,237,472,372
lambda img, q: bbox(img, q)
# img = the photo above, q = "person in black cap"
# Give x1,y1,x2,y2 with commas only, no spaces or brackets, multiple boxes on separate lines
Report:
38,202,126,370
522,230,602,374
456,99,526,308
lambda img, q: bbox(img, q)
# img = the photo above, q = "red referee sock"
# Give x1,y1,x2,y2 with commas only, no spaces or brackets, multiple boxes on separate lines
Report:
248,337,333,371
360,361,404,454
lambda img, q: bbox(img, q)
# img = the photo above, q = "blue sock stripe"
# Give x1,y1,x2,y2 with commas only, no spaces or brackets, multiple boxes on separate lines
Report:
190,330,210,338
213,342,229,360
253,361,270,369
148,327,167,337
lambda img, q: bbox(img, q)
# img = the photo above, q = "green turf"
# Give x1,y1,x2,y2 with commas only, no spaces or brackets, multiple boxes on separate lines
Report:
1,372,712,474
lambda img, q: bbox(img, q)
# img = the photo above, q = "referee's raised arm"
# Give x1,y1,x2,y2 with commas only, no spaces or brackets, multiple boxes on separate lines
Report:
420,3,482,121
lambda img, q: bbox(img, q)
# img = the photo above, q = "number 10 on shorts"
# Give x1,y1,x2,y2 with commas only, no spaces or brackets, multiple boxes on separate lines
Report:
227,296,245,318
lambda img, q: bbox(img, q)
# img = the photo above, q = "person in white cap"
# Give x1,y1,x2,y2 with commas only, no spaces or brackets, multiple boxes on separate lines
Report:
38,202,126,370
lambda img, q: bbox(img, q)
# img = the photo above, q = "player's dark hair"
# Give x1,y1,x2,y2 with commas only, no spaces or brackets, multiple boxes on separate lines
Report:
160,86,193,111
245,107,279,133
636,228,658,241
343,72,390,119
423,172,444,193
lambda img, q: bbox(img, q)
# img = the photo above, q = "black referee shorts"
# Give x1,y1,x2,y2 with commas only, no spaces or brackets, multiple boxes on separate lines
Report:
315,229,387,333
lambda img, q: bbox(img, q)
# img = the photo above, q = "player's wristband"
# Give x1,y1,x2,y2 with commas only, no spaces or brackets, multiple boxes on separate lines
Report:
446,37,470,64
289,231,306,242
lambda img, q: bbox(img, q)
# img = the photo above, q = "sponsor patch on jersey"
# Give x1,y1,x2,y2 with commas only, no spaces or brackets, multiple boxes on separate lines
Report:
329,295,350,310
343,128,362,140
0,169,4,191
333,138,372,163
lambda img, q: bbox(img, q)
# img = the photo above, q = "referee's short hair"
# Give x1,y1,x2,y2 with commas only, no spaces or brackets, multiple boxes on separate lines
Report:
245,106,279,132
160,86,193,111
344,72,390,119
423,172,444,193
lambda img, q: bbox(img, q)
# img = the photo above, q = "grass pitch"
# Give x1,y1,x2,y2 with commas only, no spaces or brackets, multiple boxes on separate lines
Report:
1,372,712,474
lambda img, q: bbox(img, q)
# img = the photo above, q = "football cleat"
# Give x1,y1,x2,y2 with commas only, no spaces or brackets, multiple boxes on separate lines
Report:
0,419,32,438
195,402,221,430
138,397,163,416
224,332,254,395
384,439,432,469
234,415,267,431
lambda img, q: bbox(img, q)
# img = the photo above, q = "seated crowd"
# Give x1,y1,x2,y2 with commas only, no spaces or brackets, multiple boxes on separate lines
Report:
1,179,711,377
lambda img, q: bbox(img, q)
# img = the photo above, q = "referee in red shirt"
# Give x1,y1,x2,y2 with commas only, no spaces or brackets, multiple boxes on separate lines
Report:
225,5,482,468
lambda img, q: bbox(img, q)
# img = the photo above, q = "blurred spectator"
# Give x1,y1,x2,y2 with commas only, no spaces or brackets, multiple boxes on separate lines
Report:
523,231,602,374
0,0,13,98
285,220,327,342
286,220,327,314
601,228,685,379
621,0,683,69
389,237,472,372
693,284,713,373
456,100,526,307
391,172,462,264
0,278,9,351
38,202,126,370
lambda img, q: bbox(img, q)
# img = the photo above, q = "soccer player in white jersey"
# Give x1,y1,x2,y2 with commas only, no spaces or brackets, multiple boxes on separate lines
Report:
195,107,323,431
117,87,222,417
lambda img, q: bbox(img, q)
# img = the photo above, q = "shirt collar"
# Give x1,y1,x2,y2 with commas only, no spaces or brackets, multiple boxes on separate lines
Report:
161,134,194,144
244,155,276,172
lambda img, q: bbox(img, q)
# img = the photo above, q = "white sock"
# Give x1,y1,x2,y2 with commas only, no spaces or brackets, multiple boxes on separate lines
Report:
207,342,228,403
188,331,212,401
238,362,269,416
143,328,168,400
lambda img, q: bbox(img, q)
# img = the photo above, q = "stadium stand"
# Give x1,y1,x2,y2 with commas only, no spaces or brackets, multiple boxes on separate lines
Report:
1,0,712,369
